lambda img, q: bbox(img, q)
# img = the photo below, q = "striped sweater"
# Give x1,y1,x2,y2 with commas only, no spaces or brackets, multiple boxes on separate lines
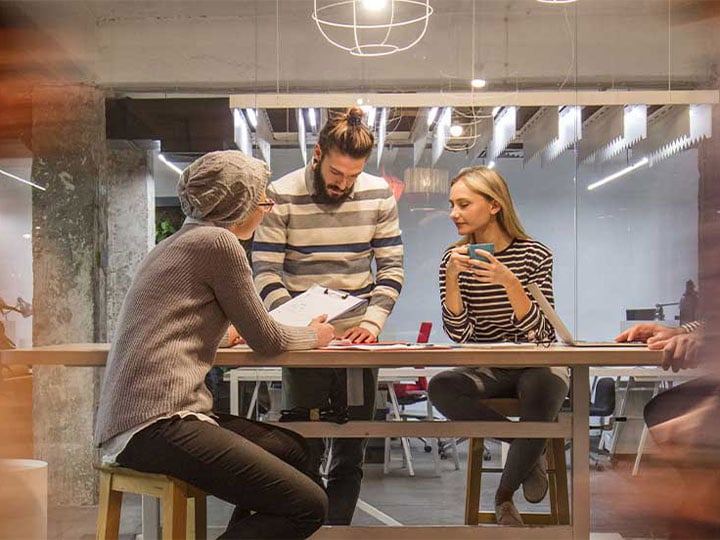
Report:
440,238,555,343
94,223,318,445
252,164,404,334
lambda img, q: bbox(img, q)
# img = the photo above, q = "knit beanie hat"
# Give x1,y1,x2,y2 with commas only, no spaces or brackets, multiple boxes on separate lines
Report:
177,150,270,226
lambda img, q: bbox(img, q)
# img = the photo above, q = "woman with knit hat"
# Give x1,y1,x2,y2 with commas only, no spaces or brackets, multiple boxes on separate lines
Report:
94,151,333,539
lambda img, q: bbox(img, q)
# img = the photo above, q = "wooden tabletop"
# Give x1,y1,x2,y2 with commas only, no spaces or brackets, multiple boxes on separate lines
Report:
1,342,662,368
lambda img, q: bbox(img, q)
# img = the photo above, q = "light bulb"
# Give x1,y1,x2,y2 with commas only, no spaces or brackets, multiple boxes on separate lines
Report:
471,78,487,89
361,0,388,11
449,124,463,137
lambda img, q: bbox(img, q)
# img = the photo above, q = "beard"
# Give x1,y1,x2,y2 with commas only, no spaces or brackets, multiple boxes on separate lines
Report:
312,158,354,204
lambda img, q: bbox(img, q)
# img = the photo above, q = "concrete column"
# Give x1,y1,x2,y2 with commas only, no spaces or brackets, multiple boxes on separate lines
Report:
31,84,105,505
102,140,157,341
30,85,157,504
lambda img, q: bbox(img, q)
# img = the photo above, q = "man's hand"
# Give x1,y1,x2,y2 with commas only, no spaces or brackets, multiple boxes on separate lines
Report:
309,315,336,347
341,326,378,344
652,332,702,372
615,323,682,344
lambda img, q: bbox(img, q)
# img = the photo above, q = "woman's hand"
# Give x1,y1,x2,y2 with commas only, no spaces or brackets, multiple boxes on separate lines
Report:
227,325,246,347
445,246,474,281
467,249,519,290
309,314,336,347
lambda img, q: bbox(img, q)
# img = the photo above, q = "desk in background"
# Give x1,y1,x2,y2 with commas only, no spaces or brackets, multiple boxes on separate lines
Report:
225,366,458,477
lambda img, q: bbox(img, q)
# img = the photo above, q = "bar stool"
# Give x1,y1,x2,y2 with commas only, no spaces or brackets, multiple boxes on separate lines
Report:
464,398,570,526
96,466,207,540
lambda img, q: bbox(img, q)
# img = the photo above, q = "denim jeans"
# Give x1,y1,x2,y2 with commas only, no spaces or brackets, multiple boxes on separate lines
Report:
116,413,327,539
282,367,378,525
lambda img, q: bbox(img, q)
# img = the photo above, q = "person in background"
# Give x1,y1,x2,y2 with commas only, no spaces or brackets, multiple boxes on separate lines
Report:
617,318,719,537
94,151,335,540
427,166,569,526
251,107,404,525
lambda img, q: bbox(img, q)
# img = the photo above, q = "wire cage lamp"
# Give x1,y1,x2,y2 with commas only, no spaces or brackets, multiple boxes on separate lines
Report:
444,108,493,154
312,0,434,57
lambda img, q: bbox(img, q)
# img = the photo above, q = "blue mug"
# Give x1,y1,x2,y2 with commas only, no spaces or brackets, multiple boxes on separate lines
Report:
468,243,494,263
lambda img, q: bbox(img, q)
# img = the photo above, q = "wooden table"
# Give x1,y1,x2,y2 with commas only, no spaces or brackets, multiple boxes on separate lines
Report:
1,343,661,540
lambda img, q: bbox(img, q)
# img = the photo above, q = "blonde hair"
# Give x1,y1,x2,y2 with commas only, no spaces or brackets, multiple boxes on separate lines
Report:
451,166,530,246
318,107,374,160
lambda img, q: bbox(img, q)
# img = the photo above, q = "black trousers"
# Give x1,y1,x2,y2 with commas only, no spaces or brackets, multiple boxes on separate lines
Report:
282,367,378,525
644,376,720,448
116,413,328,539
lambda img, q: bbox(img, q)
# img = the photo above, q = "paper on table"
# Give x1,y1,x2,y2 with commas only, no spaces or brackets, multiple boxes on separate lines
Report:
269,284,366,327
322,342,453,351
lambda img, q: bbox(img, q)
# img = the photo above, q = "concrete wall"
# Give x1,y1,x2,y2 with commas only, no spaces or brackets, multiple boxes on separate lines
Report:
11,0,720,91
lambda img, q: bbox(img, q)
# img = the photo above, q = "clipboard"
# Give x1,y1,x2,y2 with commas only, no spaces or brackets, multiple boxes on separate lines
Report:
269,284,367,327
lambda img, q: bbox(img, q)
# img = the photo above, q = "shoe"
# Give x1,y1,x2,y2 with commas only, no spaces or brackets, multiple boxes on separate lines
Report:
495,500,524,526
522,453,549,503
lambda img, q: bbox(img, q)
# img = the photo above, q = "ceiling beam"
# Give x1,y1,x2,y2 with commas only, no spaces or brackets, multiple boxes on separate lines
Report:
230,90,719,109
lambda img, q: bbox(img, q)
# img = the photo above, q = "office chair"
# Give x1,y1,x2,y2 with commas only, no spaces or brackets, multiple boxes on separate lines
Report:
392,322,457,457
588,377,623,470
384,323,461,474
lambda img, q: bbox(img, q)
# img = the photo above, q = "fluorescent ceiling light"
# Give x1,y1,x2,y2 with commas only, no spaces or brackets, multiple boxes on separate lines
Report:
297,109,308,166
426,106,439,127
361,106,376,129
158,153,183,175
0,168,46,191
307,108,317,130
471,78,487,89
587,157,649,191
377,108,387,167
245,108,258,128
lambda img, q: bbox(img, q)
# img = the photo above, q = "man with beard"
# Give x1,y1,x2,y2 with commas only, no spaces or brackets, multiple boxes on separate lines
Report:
252,107,404,525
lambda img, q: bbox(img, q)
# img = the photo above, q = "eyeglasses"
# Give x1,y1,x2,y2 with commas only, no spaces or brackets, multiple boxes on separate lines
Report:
257,198,275,212
502,333,555,349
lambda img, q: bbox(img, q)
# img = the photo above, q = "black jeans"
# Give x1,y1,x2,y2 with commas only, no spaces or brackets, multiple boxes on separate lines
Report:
428,367,569,492
282,367,378,525
116,413,328,539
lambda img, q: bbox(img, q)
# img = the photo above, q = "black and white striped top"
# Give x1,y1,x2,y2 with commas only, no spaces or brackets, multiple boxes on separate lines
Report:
440,238,555,344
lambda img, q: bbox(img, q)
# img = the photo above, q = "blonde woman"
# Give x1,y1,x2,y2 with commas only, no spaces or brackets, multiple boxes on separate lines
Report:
427,166,569,526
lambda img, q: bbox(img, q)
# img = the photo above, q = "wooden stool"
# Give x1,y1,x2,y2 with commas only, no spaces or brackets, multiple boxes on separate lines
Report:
96,466,207,540
464,398,570,526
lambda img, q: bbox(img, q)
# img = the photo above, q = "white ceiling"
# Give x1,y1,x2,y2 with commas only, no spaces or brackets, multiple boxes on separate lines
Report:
9,0,720,95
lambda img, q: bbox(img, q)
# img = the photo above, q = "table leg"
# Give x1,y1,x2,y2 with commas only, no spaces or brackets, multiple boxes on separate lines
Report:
387,385,414,476
246,382,260,419
142,495,160,540
607,376,633,455
632,381,660,476
427,398,440,476
229,370,240,416
571,365,590,539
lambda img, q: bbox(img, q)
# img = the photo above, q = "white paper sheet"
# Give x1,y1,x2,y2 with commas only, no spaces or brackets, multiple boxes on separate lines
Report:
269,284,366,327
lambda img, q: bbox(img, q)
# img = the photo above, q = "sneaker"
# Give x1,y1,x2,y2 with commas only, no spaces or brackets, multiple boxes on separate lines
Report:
522,453,549,503
495,500,524,526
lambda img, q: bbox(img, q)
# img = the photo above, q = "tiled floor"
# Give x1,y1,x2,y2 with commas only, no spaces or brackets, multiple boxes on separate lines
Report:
44,437,699,540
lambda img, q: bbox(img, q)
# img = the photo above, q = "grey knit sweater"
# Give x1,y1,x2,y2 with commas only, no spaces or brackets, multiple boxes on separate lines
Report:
94,223,318,446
